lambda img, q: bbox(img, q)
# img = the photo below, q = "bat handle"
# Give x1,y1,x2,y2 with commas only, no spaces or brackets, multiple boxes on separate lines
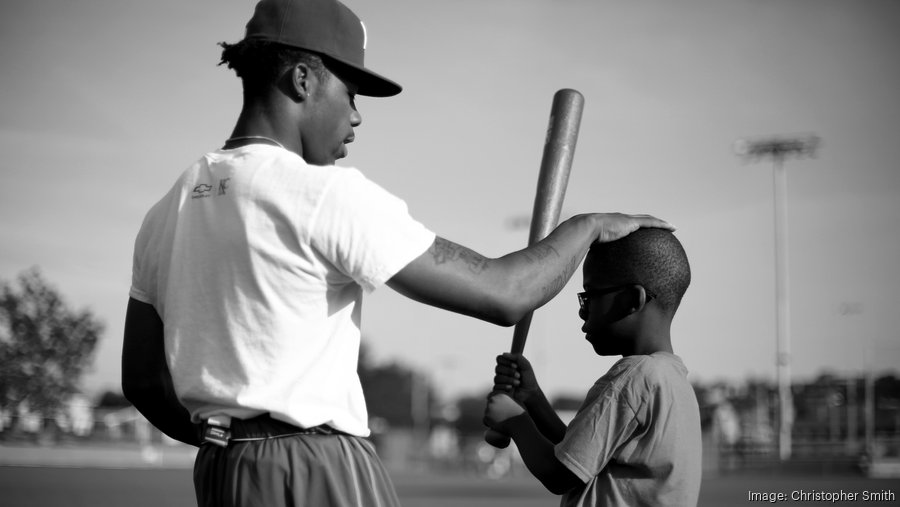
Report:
484,315,532,449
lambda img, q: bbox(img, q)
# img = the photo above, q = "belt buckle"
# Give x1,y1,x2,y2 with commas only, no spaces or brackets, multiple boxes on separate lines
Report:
203,415,232,447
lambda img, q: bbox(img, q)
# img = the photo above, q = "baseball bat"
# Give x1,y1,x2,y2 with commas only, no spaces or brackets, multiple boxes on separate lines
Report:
485,88,584,448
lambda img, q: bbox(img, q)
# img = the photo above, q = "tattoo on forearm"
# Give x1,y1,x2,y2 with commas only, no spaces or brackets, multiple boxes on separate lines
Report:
431,237,488,273
524,243,560,263
541,254,581,299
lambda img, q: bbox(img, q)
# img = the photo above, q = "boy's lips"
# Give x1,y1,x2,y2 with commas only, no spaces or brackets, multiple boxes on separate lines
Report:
337,135,354,159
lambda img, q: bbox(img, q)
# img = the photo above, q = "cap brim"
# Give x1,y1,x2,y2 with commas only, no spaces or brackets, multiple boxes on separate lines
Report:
323,56,402,97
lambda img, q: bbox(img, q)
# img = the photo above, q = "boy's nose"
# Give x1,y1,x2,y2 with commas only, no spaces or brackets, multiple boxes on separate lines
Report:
578,307,588,322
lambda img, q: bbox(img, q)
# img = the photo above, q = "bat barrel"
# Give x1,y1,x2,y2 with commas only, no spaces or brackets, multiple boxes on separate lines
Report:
511,89,584,355
529,89,584,245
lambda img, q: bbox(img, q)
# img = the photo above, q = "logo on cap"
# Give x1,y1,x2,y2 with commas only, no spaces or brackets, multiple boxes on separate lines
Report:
360,20,367,50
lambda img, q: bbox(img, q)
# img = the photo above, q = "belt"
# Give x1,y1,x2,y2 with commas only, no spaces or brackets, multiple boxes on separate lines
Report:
200,413,345,447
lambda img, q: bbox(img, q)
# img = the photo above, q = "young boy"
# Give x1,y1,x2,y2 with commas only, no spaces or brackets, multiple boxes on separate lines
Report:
483,228,701,506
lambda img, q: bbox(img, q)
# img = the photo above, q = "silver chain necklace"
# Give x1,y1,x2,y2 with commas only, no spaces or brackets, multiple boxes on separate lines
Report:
224,135,285,149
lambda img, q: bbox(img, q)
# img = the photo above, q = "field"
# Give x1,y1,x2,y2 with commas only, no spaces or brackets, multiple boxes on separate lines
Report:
0,466,898,507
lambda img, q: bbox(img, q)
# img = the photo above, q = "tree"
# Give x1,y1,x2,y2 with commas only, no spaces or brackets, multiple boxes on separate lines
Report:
453,393,493,437
95,390,131,410
0,268,103,417
358,342,436,429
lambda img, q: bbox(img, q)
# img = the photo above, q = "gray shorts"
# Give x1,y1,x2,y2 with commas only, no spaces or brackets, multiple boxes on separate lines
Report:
193,416,401,507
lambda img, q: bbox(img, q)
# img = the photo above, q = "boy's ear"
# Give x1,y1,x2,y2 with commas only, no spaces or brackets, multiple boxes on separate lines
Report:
620,285,649,315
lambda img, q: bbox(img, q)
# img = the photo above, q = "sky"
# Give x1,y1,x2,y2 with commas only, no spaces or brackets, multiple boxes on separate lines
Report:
1,0,898,402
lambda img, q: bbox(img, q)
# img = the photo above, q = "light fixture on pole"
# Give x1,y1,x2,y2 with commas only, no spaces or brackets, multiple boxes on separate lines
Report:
734,134,820,461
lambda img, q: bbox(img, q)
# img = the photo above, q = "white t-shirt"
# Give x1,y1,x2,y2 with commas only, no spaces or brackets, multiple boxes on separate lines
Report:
130,145,435,436
555,352,702,507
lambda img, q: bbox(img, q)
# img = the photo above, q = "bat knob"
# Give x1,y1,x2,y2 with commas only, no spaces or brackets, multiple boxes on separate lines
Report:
484,429,511,449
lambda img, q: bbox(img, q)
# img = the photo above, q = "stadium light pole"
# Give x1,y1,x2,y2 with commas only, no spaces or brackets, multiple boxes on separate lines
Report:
734,134,820,461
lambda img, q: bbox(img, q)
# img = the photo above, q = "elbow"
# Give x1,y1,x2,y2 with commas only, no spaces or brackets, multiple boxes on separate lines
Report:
542,471,583,496
121,371,156,408
121,377,143,407
478,276,534,326
488,268,545,327
545,479,580,496
481,300,530,327
546,484,565,496
501,307,530,327
494,316,518,328
546,482,573,496
481,308,517,327
491,288,534,327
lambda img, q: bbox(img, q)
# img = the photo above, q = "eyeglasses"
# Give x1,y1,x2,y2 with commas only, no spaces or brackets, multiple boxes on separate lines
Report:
577,285,657,312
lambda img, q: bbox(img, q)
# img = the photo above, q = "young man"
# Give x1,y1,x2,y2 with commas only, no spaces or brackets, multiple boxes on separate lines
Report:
484,228,701,506
122,0,674,505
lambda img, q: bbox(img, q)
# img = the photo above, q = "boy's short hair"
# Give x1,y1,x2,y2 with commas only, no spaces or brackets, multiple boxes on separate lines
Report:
587,229,691,315
218,39,329,95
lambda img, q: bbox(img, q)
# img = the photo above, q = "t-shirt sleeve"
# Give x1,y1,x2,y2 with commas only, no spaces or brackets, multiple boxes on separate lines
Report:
310,168,436,292
129,209,157,306
129,253,152,304
554,380,641,483
128,182,180,308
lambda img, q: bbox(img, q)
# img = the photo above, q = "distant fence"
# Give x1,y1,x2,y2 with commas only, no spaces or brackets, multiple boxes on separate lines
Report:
0,406,184,447
3,406,899,477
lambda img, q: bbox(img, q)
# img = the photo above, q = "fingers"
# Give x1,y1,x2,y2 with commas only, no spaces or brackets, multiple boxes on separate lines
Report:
493,376,517,393
493,366,519,392
494,354,529,392
496,353,521,366
494,355,519,387
495,363,518,376
509,353,532,371
595,213,676,243
634,215,676,232
498,353,534,375
497,353,530,368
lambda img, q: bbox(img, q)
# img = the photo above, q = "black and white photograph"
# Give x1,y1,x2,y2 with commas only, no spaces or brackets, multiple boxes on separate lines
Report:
1,0,898,505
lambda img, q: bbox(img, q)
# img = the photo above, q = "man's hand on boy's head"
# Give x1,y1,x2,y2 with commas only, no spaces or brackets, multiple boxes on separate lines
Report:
494,353,541,405
483,392,526,433
591,213,675,243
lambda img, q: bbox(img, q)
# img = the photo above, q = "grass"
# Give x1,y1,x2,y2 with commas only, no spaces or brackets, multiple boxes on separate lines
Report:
1,466,898,507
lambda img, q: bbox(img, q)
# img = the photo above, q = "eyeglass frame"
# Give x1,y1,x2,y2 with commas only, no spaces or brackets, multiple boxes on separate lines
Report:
577,284,657,312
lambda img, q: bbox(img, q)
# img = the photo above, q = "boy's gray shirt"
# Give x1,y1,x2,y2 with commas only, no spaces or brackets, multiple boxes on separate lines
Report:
555,352,702,507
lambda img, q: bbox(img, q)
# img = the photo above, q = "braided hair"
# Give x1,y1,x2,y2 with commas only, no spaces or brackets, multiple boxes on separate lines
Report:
218,39,329,95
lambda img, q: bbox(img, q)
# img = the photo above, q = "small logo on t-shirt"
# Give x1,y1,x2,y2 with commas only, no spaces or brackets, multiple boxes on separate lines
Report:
218,178,230,196
192,184,213,199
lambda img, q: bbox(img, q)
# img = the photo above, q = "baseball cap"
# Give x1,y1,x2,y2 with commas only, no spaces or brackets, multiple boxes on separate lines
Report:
244,0,401,97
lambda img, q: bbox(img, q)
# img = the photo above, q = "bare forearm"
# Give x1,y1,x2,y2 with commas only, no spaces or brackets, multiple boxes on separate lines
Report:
123,354,199,446
505,413,583,495
491,214,598,314
525,389,568,444
127,381,200,447
388,212,673,326
389,214,598,326
122,298,200,446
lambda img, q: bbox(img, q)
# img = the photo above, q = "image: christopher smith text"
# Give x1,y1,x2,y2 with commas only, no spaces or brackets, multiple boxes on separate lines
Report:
748,489,894,503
